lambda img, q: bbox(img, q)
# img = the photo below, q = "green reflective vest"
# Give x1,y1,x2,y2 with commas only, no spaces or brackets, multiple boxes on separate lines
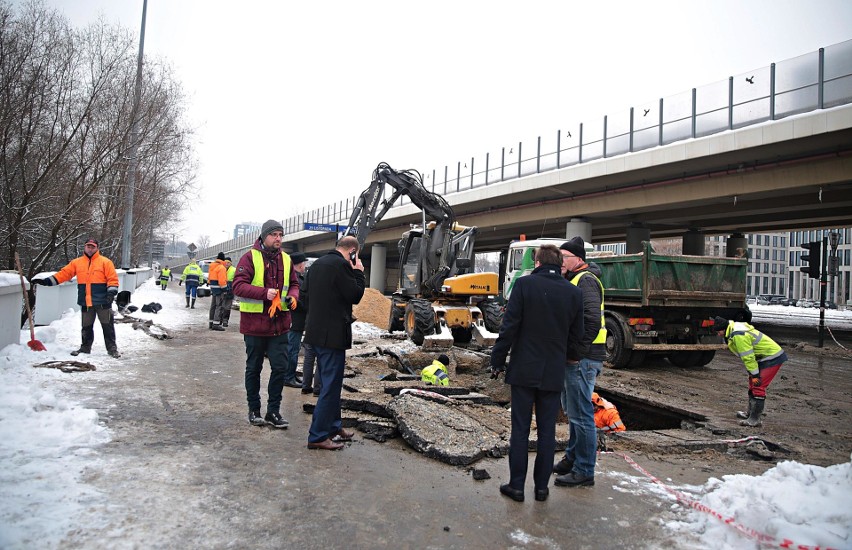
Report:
239,249,292,313
569,270,607,345
421,360,449,386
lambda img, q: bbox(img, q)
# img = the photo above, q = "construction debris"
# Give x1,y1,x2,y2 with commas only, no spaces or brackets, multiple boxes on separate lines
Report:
33,360,96,373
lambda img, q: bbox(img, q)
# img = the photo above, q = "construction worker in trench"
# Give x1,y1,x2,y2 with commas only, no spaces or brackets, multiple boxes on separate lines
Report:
421,354,450,386
592,392,625,451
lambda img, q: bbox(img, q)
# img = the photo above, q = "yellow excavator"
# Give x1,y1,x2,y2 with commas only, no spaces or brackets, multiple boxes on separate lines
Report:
343,162,503,348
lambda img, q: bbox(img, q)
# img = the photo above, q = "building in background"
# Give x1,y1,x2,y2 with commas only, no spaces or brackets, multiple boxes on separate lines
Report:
233,222,262,239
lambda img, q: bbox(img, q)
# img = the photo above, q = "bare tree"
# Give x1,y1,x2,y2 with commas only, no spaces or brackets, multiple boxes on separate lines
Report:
0,1,198,278
196,234,210,250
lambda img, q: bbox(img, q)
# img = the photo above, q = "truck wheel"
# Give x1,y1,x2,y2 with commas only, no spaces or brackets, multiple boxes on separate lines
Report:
388,294,407,332
405,299,436,345
480,300,504,333
695,350,716,366
667,351,702,367
605,317,635,369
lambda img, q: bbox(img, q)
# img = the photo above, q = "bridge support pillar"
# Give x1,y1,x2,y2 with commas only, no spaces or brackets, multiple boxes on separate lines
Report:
626,224,651,254
725,233,748,258
369,243,386,290
682,229,705,256
564,218,592,244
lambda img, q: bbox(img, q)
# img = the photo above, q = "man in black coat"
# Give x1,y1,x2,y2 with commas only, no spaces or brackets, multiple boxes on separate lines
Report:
490,244,584,502
303,236,365,450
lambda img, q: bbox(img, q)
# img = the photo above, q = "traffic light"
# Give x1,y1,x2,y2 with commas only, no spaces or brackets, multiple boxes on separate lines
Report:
800,241,821,278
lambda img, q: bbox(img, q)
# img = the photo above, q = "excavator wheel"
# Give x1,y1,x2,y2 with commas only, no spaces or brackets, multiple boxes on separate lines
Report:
404,299,436,346
480,300,504,333
388,294,407,332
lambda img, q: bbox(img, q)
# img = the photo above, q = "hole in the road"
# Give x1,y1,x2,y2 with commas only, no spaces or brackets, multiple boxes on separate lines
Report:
595,389,706,431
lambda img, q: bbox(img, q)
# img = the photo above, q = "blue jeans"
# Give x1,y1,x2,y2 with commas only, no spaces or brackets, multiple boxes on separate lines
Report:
308,346,345,443
561,358,603,477
244,334,288,414
285,330,303,382
185,283,197,298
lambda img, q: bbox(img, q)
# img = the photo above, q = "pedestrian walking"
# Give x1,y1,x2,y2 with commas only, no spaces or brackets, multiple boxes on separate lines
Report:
32,238,121,358
490,244,584,502
180,259,204,308
159,266,171,290
713,316,787,427
232,220,300,428
303,236,365,450
554,236,607,488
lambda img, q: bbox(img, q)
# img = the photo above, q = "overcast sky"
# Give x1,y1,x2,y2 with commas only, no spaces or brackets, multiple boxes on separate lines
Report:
20,0,852,243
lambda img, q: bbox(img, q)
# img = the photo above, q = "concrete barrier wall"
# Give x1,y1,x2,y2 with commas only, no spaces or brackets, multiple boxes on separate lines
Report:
0,276,26,349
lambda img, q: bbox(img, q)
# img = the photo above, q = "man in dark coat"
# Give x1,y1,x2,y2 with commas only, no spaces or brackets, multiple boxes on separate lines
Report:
490,244,584,502
303,236,365,450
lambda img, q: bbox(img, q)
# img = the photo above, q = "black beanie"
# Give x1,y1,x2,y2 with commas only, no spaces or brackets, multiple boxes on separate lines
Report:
560,236,587,261
437,354,450,366
260,219,284,241
712,316,729,332
216,252,225,261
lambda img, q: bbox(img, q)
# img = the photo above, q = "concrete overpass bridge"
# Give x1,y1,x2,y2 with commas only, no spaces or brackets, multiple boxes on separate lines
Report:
186,40,852,289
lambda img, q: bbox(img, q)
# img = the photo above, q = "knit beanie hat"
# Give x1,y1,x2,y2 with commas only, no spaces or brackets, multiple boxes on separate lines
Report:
712,316,729,332
437,354,450,367
261,219,284,240
290,252,307,264
560,236,587,261
216,252,225,261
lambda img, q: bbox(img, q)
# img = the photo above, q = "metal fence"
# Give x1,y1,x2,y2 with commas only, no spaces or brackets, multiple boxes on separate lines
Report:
224,40,852,253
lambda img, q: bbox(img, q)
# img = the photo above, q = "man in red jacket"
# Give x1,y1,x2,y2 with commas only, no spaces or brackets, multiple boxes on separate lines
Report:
232,220,300,429
33,238,121,358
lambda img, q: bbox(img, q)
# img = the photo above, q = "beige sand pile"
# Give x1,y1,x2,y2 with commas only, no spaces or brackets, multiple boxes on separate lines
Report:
354,288,391,330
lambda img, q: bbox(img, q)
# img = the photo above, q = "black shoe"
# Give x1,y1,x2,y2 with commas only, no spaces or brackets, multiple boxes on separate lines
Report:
301,386,313,394
499,483,524,502
210,325,225,332
283,379,302,388
554,471,594,487
222,321,228,328
248,410,266,426
294,375,303,385
312,390,321,397
264,411,289,428
535,488,549,502
107,349,121,358
553,458,574,475
70,348,91,357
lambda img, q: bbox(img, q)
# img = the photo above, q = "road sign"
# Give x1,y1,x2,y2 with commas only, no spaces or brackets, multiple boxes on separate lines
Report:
304,223,347,233
187,243,197,252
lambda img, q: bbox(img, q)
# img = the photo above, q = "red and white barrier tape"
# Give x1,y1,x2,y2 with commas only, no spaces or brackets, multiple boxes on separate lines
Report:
604,450,838,550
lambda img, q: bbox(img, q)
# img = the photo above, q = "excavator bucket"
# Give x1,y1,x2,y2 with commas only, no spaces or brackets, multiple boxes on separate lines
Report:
422,332,454,350
471,323,499,346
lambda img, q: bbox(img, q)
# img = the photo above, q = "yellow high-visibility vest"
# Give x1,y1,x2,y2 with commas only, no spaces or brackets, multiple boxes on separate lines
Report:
239,249,292,313
569,271,607,344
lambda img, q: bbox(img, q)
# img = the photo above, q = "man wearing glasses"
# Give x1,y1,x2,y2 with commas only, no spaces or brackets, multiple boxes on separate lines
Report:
32,238,121,358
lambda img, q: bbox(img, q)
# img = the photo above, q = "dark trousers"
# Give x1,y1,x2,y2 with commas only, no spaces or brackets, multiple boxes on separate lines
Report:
81,305,117,352
184,283,198,298
209,293,226,325
244,334,288,414
284,330,302,382
508,385,561,492
221,294,233,323
301,343,318,391
308,346,345,443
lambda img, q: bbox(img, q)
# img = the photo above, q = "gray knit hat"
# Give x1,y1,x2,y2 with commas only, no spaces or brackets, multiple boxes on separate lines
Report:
260,219,284,240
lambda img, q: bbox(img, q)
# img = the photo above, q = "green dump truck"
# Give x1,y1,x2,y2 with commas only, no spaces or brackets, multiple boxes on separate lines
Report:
503,240,751,369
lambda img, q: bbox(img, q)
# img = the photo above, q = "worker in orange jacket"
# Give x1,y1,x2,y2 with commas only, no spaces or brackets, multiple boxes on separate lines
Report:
592,392,625,433
207,252,229,331
32,238,121,358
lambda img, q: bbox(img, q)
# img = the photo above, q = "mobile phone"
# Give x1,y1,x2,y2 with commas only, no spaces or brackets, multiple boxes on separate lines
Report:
349,251,357,265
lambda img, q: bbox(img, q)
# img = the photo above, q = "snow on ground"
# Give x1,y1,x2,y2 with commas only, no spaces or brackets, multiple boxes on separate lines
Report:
0,280,850,548
750,303,852,332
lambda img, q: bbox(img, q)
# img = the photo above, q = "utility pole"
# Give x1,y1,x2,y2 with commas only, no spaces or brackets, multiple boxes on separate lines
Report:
818,236,828,348
120,0,148,269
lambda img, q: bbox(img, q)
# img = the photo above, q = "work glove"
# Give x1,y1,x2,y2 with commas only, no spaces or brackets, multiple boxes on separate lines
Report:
489,365,505,380
749,373,761,387
178,279,183,286
106,289,117,305
284,296,296,311
31,278,50,286
267,290,283,318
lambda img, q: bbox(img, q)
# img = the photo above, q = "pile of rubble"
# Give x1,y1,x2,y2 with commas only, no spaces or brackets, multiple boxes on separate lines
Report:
302,343,568,465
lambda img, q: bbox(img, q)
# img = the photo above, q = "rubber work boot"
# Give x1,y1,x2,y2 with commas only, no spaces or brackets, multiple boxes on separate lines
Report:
736,399,753,420
70,348,91,357
190,298,195,309
740,397,765,427
185,297,190,308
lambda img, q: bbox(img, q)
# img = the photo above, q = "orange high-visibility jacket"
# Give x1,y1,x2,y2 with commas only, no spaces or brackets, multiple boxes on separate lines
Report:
50,252,119,307
592,393,626,433
208,259,228,295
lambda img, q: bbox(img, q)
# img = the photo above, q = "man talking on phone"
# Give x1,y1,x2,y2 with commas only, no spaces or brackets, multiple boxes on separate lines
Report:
303,235,365,450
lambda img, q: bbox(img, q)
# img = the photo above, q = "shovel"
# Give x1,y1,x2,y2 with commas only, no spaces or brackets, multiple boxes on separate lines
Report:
14,252,46,352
